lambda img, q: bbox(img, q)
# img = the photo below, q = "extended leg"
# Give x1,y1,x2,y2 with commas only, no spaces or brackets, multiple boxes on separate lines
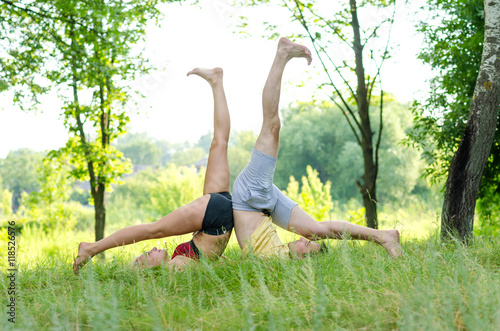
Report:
254,38,312,157
188,68,231,194
73,194,209,273
288,206,401,257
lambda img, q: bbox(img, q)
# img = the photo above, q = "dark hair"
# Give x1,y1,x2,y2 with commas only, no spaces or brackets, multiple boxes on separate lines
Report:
318,241,329,254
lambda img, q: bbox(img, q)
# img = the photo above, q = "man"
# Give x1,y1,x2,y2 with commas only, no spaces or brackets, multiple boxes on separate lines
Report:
232,37,401,258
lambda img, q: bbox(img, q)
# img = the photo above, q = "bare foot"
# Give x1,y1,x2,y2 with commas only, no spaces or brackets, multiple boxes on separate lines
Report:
73,242,92,275
380,229,401,257
277,37,312,65
187,67,223,86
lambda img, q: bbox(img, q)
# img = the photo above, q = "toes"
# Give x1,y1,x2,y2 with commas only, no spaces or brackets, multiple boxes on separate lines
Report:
187,68,198,76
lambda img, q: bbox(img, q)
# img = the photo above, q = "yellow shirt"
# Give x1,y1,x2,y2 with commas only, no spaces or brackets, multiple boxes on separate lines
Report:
243,216,290,258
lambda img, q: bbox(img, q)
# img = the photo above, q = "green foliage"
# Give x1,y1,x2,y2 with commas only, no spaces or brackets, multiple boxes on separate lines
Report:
0,0,178,240
27,156,73,204
171,147,206,167
0,187,12,218
283,165,333,221
18,199,83,233
149,165,204,216
376,103,430,204
18,157,80,231
51,138,131,189
276,101,432,206
112,129,257,189
116,132,192,166
228,147,252,190
115,132,162,166
0,149,42,210
228,130,257,187
346,204,366,226
69,187,91,205
108,164,204,224
474,187,500,237
196,131,214,154
407,0,500,201
0,152,95,231
232,130,257,151
277,101,353,196
111,170,159,213
155,139,190,165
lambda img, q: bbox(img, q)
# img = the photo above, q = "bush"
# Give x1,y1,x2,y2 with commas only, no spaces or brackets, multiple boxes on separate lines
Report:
475,190,500,237
107,165,205,227
283,166,333,221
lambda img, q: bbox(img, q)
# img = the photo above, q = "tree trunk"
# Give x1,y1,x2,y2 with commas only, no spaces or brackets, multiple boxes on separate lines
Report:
350,0,378,228
361,182,377,229
441,0,500,242
69,22,104,242
93,183,106,241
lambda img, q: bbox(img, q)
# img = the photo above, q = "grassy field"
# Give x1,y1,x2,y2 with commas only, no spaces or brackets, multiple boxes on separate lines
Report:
1,210,499,330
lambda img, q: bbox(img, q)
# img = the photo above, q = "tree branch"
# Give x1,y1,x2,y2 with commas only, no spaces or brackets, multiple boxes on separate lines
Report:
328,95,363,146
367,2,396,104
374,86,383,185
303,4,354,51
69,22,96,195
315,38,357,101
291,0,364,144
0,0,106,40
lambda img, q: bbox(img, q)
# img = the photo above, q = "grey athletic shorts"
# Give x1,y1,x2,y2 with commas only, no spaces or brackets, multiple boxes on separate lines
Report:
232,148,297,229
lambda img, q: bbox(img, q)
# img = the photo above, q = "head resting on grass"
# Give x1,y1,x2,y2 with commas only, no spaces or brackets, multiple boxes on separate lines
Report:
287,237,325,258
132,247,169,268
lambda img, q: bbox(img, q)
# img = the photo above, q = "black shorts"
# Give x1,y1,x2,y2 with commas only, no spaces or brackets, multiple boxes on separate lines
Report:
201,192,233,235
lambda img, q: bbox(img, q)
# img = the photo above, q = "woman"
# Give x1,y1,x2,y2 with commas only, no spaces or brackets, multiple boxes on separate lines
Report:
73,67,233,273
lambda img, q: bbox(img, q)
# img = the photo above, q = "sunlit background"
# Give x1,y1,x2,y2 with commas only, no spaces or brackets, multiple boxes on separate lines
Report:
0,0,430,158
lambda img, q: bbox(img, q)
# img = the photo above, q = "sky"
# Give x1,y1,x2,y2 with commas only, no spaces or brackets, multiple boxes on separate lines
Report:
0,0,431,158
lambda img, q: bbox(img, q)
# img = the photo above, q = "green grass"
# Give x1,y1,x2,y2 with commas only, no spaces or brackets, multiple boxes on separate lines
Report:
1,223,499,330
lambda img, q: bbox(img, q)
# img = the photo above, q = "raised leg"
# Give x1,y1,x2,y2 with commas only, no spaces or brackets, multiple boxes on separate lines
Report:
288,206,401,257
188,68,231,194
73,194,209,273
254,37,312,157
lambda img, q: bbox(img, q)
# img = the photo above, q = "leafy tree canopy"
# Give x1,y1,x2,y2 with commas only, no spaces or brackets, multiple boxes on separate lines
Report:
115,132,162,166
0,148,43,212
407,0,499,199
276,100,429,205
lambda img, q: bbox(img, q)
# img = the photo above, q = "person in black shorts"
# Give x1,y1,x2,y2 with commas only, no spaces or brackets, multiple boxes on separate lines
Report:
73,68,234,273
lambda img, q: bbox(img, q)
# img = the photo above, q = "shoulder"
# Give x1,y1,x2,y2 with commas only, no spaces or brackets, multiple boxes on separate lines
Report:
168,255,193,271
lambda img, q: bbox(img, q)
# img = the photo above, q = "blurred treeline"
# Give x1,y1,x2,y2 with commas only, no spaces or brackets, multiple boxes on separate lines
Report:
0,99,452,234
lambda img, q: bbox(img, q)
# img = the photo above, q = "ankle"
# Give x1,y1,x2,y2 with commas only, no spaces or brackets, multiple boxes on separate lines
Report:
275,49,291,64
371,231,385,245
84,243,96,257
210,79,223,89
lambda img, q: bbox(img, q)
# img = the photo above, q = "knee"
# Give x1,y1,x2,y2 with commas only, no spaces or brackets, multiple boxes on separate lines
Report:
266,117,281,136
210,138,228,153
260,119,281,142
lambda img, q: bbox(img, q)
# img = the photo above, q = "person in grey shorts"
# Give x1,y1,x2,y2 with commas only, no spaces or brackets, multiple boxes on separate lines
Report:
232,148,297,230
232,37,402,258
